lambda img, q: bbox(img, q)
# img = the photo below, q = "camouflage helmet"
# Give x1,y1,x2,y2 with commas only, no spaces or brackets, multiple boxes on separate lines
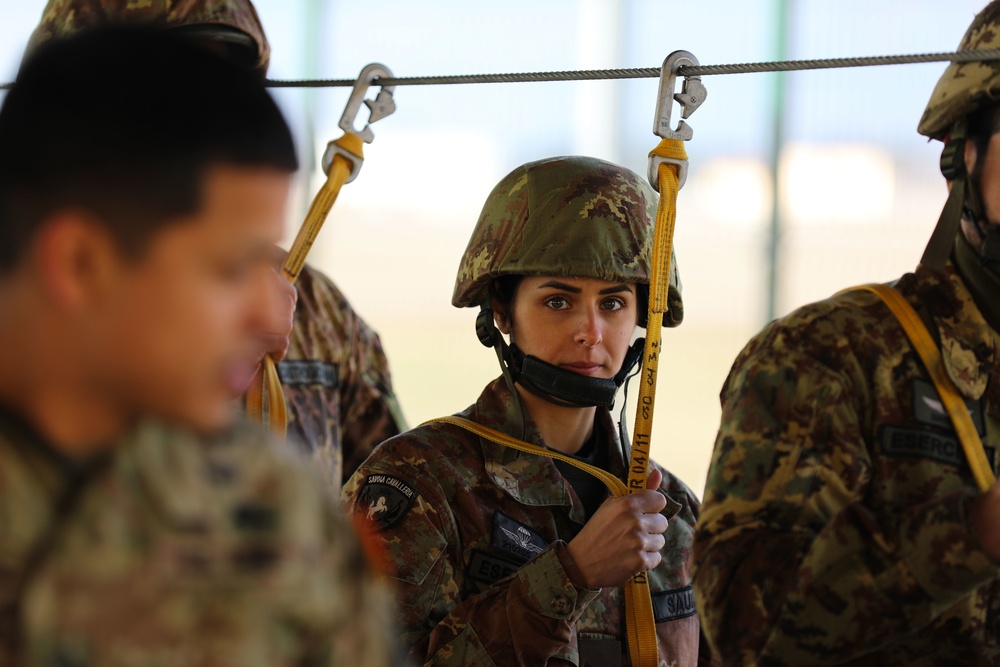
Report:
918,1,1000,140
452,156,683,327
28,0,270,75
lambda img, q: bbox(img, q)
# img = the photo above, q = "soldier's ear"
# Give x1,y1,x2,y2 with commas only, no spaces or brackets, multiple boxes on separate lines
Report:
34,209,119,313
964,137,978,178
490,295,511,335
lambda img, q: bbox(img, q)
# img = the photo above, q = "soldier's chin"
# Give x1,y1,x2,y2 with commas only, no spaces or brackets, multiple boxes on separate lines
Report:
177,399,239,436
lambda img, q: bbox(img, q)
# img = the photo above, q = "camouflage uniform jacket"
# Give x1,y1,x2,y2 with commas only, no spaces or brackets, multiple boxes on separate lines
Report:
0,410,397,667
694,261,1000,666
343,377,711,666
280,265,406,494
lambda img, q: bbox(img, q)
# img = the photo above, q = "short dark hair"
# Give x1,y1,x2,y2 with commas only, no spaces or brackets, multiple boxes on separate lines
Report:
0,26,297,273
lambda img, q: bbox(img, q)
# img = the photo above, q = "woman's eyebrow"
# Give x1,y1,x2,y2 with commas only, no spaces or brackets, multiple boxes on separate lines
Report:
537,280,581,293
536,281,633,295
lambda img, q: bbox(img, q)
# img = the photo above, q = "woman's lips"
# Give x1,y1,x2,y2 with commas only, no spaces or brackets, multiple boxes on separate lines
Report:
560,362,604,377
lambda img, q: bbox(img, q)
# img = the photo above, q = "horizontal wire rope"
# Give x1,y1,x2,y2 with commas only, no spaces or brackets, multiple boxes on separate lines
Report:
4,49,1000,90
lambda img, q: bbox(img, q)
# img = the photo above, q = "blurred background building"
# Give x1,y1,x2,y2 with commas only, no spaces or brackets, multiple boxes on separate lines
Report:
0,0,987,495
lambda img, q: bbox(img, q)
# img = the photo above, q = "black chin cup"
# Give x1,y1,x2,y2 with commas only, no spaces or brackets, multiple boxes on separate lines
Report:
475,305,644,409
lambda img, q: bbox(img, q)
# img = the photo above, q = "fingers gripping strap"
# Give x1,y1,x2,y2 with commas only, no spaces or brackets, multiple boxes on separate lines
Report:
246,134,364,437
423,416,659,666
844,284,996,491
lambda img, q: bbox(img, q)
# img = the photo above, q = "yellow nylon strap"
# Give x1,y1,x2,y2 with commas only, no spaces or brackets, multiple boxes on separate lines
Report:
423,416,660,665
844,283,997,492
248,133,365,437
615,137,686,667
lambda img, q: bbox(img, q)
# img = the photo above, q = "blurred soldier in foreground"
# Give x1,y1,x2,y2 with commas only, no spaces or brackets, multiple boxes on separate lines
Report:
31,0,407,494
694,3,1000,665
0,28,393,666
345,157,713,666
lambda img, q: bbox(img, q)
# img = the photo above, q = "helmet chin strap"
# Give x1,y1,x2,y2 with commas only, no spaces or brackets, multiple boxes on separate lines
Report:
475,305,644,410
923,118,1000,271
922,119,971,270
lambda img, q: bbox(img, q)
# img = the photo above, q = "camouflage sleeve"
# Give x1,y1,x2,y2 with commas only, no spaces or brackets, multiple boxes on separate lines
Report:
343,458,600,666
319,498,403,666
692,334,998,665
292,265,407,485
339,323,407,482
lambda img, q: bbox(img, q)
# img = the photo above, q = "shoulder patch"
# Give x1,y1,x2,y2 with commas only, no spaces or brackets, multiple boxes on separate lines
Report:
911,378,984,434
276,360,339,388
652,585,697,623
357,474,417,530
879,424,996,470
491,511,548,563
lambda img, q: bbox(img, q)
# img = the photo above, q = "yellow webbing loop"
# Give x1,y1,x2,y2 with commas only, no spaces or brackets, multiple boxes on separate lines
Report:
247,133,365,437
845,283,997,492
421,415,660,664
608,137,687,667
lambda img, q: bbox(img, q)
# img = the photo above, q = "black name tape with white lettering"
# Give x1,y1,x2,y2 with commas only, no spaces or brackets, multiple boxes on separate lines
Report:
880,424,995,470
357,474,416,531
652,585,697,623
276,360,339,388
466,549,521,585
911,378,984,435
491,512,548,564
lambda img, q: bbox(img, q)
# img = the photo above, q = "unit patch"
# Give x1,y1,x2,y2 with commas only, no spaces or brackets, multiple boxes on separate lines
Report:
492,512,548,563
652,585,697,623
911,378,984,434
357,474,416,530
880,424,995,469
579,639,623,667
466,549,521,585
276,360,339,388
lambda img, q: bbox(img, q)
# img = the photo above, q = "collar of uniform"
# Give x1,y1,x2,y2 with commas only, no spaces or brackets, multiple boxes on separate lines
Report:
0,404,102,500
466,377,627,510
907,260,994,400
120,420,231,531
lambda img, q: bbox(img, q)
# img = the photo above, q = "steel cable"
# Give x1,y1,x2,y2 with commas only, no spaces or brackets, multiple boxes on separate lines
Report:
5,49,1000,90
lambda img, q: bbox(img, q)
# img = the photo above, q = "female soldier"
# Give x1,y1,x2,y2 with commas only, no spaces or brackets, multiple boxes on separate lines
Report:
343,156,710,666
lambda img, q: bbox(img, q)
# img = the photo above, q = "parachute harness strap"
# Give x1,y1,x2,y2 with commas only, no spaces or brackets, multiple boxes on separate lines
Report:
247,63,396,437
844,284,997,492
616,50,706,667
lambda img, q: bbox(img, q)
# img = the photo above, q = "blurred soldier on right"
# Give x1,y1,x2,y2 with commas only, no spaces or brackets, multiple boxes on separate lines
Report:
694,3,1000,666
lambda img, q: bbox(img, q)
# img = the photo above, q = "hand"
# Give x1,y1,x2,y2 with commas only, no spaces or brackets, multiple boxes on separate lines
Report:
257,260,298,363
566,468,668,588
970,478,1000,561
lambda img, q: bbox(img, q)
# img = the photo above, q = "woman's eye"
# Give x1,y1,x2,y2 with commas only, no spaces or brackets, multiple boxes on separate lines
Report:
602,298,625,311
545,296,568,310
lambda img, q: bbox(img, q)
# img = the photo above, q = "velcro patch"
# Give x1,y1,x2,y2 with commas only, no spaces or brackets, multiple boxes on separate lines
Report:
492,512,548,563
276,360,339,388
880,424,995,470
652,585,697,623
357,474,416,531
912,378,984,434
466,549,521,584
578,638,622,667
